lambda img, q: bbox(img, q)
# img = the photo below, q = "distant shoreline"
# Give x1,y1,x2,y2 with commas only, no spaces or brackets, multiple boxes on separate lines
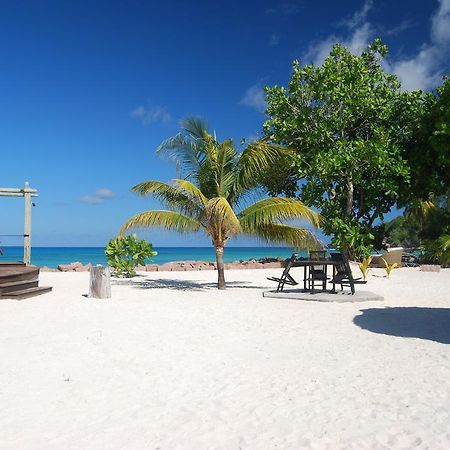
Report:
0,246,298,269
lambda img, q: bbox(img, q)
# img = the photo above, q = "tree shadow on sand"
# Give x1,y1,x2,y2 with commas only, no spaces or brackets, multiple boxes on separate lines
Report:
112,278,267,291
354,307,450,344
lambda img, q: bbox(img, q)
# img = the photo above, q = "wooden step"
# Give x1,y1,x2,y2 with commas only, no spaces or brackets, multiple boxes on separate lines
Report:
0,261,25,267
0,279,39,294
0,267,40,284
0,286,52,300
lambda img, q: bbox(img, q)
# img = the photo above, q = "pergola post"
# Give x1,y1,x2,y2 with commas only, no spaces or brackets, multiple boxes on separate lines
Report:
23,182,32,266
0,182,37,266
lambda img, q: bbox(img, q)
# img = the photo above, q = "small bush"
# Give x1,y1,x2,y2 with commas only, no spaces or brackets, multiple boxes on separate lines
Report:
105,235,157,277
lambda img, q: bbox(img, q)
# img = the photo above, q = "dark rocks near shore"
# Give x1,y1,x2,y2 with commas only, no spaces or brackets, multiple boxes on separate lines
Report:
142,257,284,272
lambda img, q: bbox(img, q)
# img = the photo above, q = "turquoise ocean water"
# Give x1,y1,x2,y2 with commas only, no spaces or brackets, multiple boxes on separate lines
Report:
0,246,300,268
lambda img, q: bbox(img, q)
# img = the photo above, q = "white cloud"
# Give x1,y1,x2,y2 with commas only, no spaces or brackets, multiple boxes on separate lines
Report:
342,0,373,29
80,188,115,205
431,0,450,45
302,0,449,91
240,84,266,112
130,105,172,126
303,1,374,66
386,0,450,90
303,21,373,66
384,19,412,37
269,33,280,47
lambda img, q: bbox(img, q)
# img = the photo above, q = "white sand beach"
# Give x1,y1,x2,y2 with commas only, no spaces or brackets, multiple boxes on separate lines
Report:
1,266,450,449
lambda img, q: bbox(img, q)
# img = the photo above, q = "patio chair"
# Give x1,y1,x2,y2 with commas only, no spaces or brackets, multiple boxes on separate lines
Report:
329,253,366,295
267,253,298,292
307,250,328,291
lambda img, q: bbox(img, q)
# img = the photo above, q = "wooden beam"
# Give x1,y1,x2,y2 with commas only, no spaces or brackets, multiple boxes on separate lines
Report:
0,187,37,193
0,192,38,197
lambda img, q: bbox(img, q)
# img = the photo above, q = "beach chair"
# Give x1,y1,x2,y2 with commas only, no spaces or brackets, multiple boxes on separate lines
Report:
306,250,328,291
267,253,298,292
370,247,403,268
329,253,366,295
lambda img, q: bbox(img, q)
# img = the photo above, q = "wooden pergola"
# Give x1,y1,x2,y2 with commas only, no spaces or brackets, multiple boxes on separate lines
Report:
0,182,37,266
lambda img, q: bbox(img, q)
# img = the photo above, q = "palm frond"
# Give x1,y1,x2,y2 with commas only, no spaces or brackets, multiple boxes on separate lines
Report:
173,179,209,206
235,141,293,192
406,198,438,221
156,132,204,178
215,140,237,197
246,223,319,250
119,210,201,235
239,197,321,230
429,234,450,265
181,117,210,140
206,197,241,241
131,180,202,218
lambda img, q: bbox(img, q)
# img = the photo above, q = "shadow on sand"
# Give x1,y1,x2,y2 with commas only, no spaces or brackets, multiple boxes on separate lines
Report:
112,278,266,291
354,307,450,344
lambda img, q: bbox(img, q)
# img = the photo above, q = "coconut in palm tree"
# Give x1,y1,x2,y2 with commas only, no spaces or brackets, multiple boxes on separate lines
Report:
120,118,321,289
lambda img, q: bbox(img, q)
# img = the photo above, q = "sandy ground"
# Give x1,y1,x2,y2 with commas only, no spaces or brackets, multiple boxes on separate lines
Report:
1,266,450,449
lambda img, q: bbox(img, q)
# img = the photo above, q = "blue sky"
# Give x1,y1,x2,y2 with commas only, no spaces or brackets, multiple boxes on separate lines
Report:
1,0,449,247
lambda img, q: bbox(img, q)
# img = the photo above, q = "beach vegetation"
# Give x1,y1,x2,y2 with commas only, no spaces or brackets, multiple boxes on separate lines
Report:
120,117,321,289
381,258,398,278
424,230,450,266
395,77,450,266
402,78,450,204
262,39,423,260
106,235,157,277
358,255,372,281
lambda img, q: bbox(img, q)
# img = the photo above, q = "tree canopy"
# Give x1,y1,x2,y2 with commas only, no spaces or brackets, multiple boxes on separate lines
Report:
263,39,423,258
403,77,450,203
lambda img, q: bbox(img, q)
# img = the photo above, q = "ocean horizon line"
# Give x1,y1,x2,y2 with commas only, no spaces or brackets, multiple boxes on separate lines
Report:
0,245,293,249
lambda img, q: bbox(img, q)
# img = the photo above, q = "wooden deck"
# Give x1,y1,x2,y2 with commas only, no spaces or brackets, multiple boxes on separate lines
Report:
0,263,52,300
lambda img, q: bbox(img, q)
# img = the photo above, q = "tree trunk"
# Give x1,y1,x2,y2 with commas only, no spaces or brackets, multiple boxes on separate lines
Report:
215,246,226,290
89,265,111,298
346,179,354,217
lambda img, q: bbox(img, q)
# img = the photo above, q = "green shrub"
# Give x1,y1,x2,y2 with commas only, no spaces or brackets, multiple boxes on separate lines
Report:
424,230,450,266
329,218,373,260
105,235,157,277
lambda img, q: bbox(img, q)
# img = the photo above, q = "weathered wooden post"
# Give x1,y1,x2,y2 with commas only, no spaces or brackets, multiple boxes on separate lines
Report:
89,265,111,298
23,182,32,266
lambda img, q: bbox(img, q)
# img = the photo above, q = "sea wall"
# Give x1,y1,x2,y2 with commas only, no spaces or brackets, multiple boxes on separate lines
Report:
40,258,285,272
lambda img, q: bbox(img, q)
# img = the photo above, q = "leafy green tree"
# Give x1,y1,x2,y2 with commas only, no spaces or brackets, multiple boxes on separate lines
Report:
398,78,450,264
120,118,320,289
404,78,450,202
263,39,422,259
106,235,157,277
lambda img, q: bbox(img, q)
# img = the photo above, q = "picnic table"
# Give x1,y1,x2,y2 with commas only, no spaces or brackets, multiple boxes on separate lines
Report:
292,259,342,293
268,253,366,295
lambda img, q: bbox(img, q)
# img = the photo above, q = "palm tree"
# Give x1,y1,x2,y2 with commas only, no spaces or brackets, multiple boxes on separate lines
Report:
120,118,321,289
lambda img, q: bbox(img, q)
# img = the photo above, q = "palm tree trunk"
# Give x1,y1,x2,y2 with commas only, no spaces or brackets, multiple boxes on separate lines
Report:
215,245,226,290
